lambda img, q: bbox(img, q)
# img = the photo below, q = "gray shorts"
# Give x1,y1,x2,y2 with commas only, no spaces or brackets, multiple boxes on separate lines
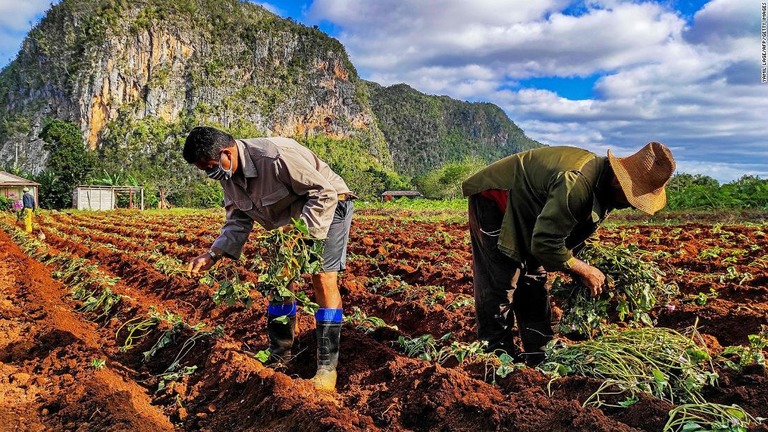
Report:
321,200,354,272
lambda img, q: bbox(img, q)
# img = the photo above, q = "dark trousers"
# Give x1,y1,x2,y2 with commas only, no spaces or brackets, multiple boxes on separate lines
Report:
468,194,553,354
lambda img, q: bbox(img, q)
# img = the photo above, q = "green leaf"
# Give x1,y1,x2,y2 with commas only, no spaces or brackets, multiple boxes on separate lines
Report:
681,421,704,431
498,353,515,365
496,364,514,378
292,218,310,235
618,396,638,407
255,350,270,363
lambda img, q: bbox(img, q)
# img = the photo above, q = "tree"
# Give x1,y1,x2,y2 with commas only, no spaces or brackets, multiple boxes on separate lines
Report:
723,175,768,209
38,120,97,208
415,158,485,199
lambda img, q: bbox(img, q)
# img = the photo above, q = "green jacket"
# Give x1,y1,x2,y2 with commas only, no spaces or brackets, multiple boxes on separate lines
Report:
462,146,612,271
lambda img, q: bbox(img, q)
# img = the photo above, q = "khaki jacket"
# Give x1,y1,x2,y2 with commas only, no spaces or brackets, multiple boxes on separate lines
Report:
462,146,612,271
212,137,350,258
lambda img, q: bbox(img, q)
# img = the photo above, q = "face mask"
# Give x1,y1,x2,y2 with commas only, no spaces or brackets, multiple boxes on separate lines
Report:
205,153,233,181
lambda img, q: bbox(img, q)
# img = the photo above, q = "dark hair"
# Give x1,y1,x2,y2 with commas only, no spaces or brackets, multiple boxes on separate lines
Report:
183,126,236,164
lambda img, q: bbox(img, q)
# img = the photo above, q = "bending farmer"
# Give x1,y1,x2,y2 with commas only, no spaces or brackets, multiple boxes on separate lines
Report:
462,142,675,364
184,126,354,391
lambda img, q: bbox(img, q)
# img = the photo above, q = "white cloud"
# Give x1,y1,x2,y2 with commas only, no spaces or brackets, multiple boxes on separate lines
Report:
309,0,767,183
685,0,757,45
311,0,685,77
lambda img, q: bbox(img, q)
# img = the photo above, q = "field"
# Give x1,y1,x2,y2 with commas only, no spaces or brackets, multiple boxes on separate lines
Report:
1,205,767,432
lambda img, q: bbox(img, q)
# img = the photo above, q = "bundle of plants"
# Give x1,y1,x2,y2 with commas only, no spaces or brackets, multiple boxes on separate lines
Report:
200,219,324,315
252,218,324,317
551,240,679,337
539,326,717,406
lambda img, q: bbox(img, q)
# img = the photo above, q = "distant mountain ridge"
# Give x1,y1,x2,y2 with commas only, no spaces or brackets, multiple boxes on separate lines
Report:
366,82,541,176
0,0,541,190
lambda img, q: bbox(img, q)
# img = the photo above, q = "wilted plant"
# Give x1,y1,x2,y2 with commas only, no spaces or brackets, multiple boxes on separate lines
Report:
397,284,446,307
78,287,121,320
664,403,757,432
540,325,717,406
444,340,487,364
142,310,189,361
396,333,453,362
344,306,398,333
687,288,718,306
117,308,161,352
157,366,198,393
719,266,753,285
447,294,474,310
395,331,524,384
152,254,187,276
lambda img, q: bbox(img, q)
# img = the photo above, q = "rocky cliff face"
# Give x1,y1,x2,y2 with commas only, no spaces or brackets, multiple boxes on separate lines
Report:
0,0,390,173
0,0,540,183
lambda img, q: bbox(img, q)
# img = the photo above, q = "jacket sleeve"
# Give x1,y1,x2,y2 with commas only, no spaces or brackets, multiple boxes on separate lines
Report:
530,171,592,271
212,197,254,259
275,149,338,239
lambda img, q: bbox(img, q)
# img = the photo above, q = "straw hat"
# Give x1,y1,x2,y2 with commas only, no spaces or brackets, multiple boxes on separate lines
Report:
607,141,676,215
22,187,29,192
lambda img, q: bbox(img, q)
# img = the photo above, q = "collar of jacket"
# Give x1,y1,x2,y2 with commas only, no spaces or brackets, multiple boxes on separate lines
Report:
590,158,613,223
235,139,259,179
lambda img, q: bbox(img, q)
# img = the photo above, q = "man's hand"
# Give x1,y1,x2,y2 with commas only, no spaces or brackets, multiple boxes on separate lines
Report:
187,253,215,277
569,258,606,297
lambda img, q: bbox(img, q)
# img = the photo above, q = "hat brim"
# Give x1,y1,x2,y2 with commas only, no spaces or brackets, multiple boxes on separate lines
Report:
608,150,667,215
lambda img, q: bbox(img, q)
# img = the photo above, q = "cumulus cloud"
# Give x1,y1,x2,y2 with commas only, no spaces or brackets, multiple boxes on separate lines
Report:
309,0,767,182
684,0,757,44
0,0,50,32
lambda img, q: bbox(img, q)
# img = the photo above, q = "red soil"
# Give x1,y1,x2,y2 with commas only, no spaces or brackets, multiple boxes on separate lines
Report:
1,211,767,431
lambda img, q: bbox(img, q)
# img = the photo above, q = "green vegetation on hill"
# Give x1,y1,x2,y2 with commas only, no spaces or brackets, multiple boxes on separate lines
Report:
366,82,542,177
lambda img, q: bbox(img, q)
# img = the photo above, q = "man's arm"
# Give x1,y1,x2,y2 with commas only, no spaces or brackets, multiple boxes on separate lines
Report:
188,202,253,277
211,201,254,259
530,171,606,295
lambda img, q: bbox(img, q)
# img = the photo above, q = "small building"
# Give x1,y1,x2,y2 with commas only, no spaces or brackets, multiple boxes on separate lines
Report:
380,190,423,202
73,185,144,211
0,170,40,206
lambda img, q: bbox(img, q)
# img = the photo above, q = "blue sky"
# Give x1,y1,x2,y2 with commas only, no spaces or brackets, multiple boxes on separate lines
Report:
0,0,764,182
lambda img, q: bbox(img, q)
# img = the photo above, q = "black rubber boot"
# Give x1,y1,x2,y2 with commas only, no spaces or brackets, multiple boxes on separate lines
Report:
310,320,341,391
265,315,296,366
517,320,554,366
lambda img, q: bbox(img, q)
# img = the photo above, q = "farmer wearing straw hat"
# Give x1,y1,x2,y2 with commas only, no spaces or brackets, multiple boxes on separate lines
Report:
462,142,675,364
